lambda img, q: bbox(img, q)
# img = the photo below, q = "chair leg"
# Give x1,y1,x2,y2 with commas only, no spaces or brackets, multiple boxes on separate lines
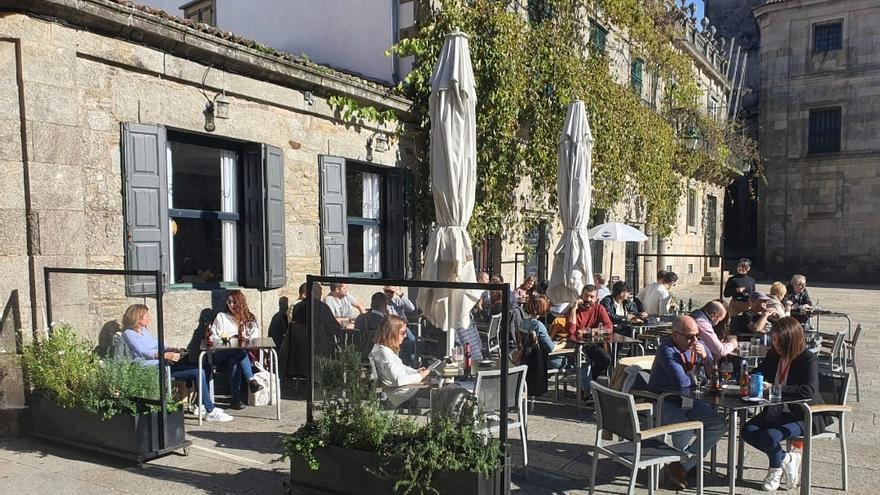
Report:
852,358,860,402
520,421,528,466
588,447,600,495
840,416,849,491
697,429,704,495
648,465,656,495
627,465,639,495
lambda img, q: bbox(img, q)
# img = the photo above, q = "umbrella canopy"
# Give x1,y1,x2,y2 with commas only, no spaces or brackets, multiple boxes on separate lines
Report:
547,101,594,304
588,222,649,242
416,32,482,353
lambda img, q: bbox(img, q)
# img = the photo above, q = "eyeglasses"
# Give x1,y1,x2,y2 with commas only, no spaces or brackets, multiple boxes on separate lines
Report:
675,332,699,342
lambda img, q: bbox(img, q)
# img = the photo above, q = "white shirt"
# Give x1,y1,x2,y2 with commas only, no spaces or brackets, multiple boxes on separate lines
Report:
641,284,671,315
210,312,261,339
596,285,611,301
369,344,423,408
325,293,359,318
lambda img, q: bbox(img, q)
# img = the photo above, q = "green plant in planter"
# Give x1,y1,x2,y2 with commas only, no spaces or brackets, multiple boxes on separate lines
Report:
21,324,179,419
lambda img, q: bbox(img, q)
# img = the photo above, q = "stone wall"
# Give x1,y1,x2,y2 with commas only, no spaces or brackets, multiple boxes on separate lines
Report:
756,0,880,283
0,12,408,347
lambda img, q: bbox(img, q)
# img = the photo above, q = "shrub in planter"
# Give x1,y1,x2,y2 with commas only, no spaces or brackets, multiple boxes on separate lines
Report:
21,324,179,418
281,345,504,495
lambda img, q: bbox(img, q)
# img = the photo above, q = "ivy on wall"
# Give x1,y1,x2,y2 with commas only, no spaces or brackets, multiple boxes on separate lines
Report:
389,0,760,243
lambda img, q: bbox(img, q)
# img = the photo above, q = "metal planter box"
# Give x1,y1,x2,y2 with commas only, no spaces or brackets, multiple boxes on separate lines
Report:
30,395,189,463
289,445,509,495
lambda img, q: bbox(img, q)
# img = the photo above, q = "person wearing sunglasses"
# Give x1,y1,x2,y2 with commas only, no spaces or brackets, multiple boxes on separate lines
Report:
647,316,726,490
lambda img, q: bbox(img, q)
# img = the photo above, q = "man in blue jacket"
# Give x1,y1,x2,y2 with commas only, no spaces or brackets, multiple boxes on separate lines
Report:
648,315,726,490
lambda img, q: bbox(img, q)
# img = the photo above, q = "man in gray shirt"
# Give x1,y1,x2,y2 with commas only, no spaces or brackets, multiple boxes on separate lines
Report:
324,283,365,319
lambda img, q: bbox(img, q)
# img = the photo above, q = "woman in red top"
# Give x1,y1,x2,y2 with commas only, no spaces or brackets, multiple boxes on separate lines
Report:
741,317,828,491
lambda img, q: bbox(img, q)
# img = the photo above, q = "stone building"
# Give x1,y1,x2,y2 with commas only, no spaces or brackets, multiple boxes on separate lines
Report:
0,0,413,348
754,0,880,282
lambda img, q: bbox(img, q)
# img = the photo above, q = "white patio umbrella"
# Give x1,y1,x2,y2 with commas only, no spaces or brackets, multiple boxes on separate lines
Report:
547,101,594,304
416,32,482,356
588,222,648,280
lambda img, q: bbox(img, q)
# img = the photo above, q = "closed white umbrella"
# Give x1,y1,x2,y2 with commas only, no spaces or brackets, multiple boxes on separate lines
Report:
416,32,482,355
547,101,594,304
588,222,649,242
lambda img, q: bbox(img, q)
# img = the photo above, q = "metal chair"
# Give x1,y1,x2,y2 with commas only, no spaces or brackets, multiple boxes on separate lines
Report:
844,324,861,402
482,313,503,356
589,381,704,495
792,371,852,495
818,331,847,372
474,364,529,466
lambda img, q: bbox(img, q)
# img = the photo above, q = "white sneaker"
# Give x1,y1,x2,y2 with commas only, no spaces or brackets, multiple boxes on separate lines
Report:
191,404,207,418
205,408,234,422
782,452,802,489
762,467,784,491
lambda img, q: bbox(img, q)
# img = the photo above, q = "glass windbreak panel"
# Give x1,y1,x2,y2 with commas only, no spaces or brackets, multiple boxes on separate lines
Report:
309,282,510,423
172,217,223,284
170,141,222,211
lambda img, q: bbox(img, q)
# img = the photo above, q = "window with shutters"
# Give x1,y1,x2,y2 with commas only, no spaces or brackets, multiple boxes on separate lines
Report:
122,124,285,295
808,107,842,154
320,156,407,279
708,96,720,121
813,21,842,53
182,0,216,26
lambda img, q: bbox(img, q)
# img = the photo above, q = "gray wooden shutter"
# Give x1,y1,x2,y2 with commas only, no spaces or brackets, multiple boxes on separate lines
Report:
243,143,265,287
244,143,287,289
383,167,406,278
264,144,286,288
122,123,169,295
319,155,348,276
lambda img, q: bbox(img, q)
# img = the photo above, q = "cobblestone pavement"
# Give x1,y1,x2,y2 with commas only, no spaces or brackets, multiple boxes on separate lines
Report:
0,282,876,494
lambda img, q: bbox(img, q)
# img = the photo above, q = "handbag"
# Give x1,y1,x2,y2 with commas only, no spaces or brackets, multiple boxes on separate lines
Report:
247,361,275,406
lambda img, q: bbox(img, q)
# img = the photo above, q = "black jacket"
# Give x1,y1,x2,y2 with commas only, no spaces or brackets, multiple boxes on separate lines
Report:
723,274,756,302
752,348,829,434
599,295,640,325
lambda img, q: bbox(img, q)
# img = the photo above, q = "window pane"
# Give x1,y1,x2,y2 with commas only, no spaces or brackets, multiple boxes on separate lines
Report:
172,217,223,284
346,170,364,217
347,224,365,273
808,108,841,154
814,23,842,52
170,142,222,211
363,225,381,273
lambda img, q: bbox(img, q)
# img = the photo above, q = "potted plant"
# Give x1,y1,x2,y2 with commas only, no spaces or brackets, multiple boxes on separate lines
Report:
22,324,187,461
281,346,508,495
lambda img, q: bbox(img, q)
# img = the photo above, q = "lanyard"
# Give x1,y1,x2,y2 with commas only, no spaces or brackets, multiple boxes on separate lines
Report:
776,359,791,385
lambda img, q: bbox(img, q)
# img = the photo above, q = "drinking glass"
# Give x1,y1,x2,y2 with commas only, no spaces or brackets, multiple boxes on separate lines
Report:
591,327,603,340
769,384,783,402
452,345,463,365
692,365,706,395
738,342,750,359
720,361,734,386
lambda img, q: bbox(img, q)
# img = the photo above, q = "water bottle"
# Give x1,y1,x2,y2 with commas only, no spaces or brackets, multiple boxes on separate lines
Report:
750,371,764,398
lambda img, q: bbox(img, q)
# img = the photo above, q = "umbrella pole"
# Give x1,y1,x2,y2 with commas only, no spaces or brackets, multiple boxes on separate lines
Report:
609,249,614,280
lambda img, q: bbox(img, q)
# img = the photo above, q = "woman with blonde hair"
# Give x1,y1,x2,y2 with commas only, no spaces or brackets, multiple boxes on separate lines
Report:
741,317,829,491
121,304,233,422
369,315,429,408
769,281,790,317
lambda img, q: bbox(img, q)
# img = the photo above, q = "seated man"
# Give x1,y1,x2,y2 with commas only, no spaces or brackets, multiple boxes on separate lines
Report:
730,291,780,337
648,316,726,490
785,274,813,323
691,300,736,359
353,292,388,359
599,281,647,328
565,285,613,381
641,271,678,315
324,283,365,319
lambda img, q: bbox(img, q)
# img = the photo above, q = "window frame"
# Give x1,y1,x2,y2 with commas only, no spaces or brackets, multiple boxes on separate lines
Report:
686,188,697,231
591,22,608,54
813,21,843,53
630,58,643,95
345,161,386,279
181,0,216,26
807,107,842,155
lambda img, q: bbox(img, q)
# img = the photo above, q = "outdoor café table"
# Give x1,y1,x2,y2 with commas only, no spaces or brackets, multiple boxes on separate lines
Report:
571,333,643,405
793,309,853,338
197,337,281,425
625,320,673,339
665,386,809,495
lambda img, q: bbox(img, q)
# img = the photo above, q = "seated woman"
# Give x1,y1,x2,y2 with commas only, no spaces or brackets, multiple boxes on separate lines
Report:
208,290,264,409
369,315,430,409
741,316,829,491
121,304,233,422
599,281,647,328
519,294,563,368
514,275,537,303
769,281,789,317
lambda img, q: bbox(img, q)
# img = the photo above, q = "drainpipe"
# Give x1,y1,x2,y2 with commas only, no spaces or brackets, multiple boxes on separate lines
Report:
6,38,40,340
391,0,400,84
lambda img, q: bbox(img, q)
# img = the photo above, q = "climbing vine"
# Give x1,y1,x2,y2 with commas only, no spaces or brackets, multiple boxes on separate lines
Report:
390,0,761,243
328,95,399,127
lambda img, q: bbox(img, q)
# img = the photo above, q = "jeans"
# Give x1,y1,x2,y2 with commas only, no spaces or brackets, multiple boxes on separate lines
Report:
212,349,254,404
585,345,611,379
170,362,216,412
661,399,727,470
742,420,802,468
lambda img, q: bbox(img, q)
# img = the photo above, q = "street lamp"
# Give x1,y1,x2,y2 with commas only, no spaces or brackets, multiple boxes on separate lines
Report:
682,126,700,150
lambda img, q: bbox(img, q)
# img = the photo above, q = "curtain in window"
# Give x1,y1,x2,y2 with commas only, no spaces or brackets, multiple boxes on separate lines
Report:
221,149,238,282
363,172,381,273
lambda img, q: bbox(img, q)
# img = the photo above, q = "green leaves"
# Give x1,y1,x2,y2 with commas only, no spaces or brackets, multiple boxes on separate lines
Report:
388,0,759,242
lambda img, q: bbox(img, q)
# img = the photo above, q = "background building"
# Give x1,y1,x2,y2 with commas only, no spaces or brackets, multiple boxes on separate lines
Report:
753,0,880,282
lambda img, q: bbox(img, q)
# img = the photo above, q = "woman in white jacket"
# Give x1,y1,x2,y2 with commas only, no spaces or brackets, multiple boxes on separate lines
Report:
369,315,429,408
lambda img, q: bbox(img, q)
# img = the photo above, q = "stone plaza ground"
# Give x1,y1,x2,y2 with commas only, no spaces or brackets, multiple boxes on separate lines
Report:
1,281,877,494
